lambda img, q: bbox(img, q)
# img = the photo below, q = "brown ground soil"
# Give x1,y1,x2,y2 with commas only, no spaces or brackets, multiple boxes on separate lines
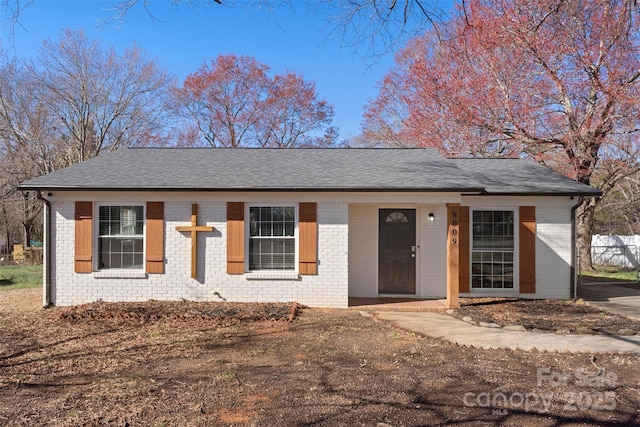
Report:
453,298,640,335
1,289,639,426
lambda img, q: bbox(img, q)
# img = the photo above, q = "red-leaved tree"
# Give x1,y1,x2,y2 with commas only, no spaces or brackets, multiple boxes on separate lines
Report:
171,54,337,148
363,0,640,269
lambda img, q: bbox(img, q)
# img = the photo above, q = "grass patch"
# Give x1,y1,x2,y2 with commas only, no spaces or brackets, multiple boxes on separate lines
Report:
0,265,42,291
580,266,638,282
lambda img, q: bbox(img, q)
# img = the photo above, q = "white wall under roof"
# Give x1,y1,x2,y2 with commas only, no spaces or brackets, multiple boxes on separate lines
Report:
460,196,576,299
45,191,577,307
348,204,448,299
349,196,576,300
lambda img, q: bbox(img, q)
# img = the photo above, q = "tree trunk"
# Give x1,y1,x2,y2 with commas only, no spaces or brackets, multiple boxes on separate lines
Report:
22,192,34,248
1,195,10,255
23,217,31,249
576,197,598,272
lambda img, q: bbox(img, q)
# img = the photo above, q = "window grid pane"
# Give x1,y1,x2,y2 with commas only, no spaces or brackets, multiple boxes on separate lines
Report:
98,205,144,270
249,206,295,271
471,210,514,289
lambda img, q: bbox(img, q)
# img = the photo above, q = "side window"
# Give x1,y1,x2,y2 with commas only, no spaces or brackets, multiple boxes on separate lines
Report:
98,205,144,270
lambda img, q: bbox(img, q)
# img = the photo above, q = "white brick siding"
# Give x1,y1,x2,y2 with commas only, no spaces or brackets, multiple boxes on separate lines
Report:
49,197,348,308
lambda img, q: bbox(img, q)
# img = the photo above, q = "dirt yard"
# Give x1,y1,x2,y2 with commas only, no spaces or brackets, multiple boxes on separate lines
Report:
1,289,640,426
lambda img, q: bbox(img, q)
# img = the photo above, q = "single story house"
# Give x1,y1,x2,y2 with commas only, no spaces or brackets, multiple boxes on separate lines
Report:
19,148,601,308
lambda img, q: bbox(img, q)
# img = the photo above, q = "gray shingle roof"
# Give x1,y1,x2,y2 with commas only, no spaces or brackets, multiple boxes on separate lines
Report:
19,147,601,196
448,158,602,196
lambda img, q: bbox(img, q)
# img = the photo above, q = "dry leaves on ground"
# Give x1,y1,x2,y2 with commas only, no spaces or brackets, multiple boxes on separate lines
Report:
454,298,640,335
1,289,640,426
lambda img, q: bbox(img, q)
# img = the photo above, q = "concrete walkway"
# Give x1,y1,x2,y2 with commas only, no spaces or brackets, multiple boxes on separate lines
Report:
373,283,640,354
578,282,640,320
375,311,640,353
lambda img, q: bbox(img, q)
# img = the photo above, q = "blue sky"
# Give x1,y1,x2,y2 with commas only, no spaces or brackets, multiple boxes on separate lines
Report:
1,1,453,140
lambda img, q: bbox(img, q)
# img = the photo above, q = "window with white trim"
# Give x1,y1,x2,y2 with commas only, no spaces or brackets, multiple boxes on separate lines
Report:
98,205,144,270
471,210,514,289
248,206,296,271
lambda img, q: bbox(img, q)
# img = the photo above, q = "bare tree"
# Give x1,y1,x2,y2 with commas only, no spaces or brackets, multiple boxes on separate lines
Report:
0,57,54,247
0,0,33,41
0,30,173,248
319,0,449,58
37,29,173,164
4,0,448,59
0,58,59,174
594,171,640,235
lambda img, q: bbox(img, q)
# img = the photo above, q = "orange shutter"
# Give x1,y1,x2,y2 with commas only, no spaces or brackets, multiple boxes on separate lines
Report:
74,201,93,273
299,202,318,275
227,202,245,274
519,206,536,293
459,206,470,293
146,202,164,274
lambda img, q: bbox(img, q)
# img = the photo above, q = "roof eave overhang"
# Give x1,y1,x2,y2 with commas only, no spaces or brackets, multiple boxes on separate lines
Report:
19,185,487,193
465,191,602,197
20,186,601,197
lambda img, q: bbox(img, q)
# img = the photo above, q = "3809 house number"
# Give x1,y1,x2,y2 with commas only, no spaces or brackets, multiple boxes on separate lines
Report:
450,209,458,245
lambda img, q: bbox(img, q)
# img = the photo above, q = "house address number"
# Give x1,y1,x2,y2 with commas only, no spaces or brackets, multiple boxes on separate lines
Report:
451,209,458,245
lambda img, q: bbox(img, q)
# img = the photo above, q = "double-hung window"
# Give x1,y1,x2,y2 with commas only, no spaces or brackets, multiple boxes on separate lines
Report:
248,206,296,271
98,205,144,270
471,210,515,289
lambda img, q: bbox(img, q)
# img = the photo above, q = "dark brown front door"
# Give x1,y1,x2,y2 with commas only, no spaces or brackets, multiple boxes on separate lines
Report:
379,209,416,294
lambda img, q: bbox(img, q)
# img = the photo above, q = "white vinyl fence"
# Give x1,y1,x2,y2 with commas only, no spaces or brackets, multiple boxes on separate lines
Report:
590,235,639,269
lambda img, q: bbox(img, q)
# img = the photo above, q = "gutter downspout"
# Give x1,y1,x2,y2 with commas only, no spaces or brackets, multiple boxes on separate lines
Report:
36,191,52,307
570,196,584,300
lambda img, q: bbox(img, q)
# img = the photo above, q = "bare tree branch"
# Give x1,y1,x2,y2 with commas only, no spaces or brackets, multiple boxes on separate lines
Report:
320,0,449,59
